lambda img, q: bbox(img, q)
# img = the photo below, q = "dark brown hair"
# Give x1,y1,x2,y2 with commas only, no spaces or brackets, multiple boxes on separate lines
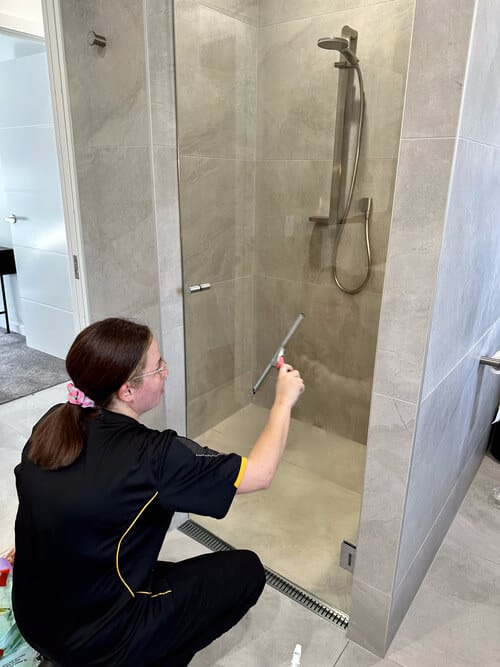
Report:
28,318,152,470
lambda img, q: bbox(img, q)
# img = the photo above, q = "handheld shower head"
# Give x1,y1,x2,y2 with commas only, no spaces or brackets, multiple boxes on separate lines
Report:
317,36,359,66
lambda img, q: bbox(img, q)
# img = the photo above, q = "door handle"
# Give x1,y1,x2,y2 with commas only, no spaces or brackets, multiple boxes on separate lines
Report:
186,283,211,294
3,214,16,224
480,356,500,370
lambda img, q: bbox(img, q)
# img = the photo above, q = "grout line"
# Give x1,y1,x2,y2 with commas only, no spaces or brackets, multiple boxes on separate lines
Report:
332,640,349,666
259,0,396,29
421,316,500,402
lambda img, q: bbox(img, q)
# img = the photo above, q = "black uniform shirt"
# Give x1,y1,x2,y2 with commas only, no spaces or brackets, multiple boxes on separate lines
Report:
12,407,246,664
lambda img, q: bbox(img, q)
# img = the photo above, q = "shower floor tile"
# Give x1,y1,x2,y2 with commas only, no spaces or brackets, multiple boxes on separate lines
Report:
193,404,367,613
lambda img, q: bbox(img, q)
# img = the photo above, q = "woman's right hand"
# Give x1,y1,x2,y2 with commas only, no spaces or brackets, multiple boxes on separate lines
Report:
275,363,304,408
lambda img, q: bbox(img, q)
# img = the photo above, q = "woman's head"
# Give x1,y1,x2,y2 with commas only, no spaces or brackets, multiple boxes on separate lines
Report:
29,318,166,469
66,318,153,409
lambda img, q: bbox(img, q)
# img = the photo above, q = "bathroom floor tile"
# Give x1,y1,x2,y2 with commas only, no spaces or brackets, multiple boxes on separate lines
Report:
195,404,365,612
161,530,348,667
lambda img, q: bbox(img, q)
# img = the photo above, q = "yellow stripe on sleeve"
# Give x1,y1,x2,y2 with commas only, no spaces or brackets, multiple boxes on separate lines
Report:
234,456,247,489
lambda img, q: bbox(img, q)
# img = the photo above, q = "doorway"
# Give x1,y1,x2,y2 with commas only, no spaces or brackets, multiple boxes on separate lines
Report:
0,26,76,402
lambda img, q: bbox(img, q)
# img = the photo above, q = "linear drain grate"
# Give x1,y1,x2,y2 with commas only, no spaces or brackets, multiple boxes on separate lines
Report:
178,520,349,630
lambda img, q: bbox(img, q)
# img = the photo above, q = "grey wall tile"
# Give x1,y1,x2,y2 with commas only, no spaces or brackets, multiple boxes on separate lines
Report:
164,325,187,434
421,140,500,397
258,1,413,160
387,579,500,667
77,146,160,320
179,156,255,284
459,0,500,147
396,323,500,588
146,0,177,148
256,158,395,293
336,641,403,667
197,0,259,25
62,0,150,149
387,427,490,651
184,277,253,402
401,0,475,139
259,0,404,28
354,394,416,593
175,0,257,159
348,579,391,657
292,283,382,442
373,138,455,403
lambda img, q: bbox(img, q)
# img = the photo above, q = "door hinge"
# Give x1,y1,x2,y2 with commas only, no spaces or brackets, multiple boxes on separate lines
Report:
73,254,80,280
340,540,357,573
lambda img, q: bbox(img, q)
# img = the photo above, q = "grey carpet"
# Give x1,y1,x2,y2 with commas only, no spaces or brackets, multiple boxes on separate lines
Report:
0,330,68,405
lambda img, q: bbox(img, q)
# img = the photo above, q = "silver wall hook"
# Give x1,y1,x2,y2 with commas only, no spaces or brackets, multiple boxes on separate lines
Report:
88,30,107,48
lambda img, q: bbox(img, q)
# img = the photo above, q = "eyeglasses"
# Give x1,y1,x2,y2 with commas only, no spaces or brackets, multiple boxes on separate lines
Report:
130,359,168,381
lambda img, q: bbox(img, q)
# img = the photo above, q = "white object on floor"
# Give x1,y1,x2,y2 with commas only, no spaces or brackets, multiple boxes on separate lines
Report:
290,643,301,666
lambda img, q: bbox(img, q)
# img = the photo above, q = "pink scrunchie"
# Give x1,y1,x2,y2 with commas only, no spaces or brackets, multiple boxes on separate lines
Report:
67,382,95,408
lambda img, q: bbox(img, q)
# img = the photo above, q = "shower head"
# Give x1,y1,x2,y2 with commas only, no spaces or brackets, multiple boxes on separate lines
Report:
317,37,349,51
317,36,359,65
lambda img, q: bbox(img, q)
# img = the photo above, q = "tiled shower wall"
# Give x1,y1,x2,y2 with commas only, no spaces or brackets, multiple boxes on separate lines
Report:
173,0,414,443
254,0,414,443
174,0,258,438
349,0,500,655
59,0,185,433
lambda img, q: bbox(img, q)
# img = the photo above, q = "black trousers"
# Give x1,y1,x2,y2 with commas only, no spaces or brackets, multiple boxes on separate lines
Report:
140,549,266,667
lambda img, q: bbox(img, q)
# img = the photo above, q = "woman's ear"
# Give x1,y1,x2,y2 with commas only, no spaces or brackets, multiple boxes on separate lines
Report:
116,382,134,404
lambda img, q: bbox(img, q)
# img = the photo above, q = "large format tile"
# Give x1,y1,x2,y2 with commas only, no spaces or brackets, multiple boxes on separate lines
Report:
460,0,500,147
443,454,500,565
257,1,413,160
255,158,394,293
354,394,416,593
387,583,500,667
61,0,150,149
0,383,67,439
163,325,187,435
334,641,402,667
146,0,177,148
184,276,253,401
201,403,366,494
254,276,381,443
188,371,253,438
162,533,349,666
77,146,160,320
179,156,255,284
197,0,259,25
194,457,361,611
373,137,455,403
259,0,401,26
348,578,391,657
174,0,257,159
388,433,488,645
397,323,500,581
401,0,475,139
190,581,348,666
421,140,500,397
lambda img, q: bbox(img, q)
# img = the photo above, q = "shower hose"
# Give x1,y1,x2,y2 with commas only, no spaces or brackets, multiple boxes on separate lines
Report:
333,63,371,295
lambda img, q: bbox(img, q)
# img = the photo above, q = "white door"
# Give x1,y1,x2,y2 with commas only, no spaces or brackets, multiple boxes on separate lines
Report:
0,31,75,358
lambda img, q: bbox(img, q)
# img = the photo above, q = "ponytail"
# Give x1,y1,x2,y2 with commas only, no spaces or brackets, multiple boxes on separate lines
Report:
28,403,91,470
27,318,152,470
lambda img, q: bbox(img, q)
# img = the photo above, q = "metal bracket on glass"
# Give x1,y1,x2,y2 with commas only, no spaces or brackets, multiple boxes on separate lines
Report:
3,214,16,224
480,356,500,370
186,283,211,294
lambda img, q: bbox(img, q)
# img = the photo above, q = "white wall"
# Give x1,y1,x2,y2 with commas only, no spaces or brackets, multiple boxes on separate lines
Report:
0,0,44,36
